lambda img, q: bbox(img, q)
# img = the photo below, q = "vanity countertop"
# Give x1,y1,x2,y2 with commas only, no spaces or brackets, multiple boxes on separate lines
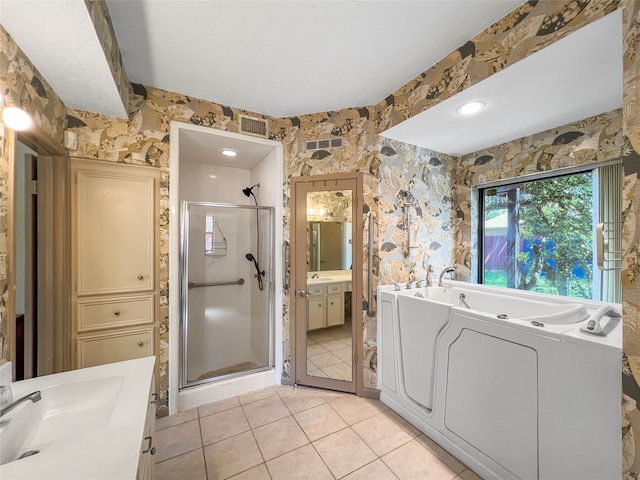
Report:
306,271,352,286
0,356,155,479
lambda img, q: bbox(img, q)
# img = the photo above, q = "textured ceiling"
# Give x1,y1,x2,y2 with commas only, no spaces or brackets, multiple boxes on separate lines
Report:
105,0,525,117
2,0,127,117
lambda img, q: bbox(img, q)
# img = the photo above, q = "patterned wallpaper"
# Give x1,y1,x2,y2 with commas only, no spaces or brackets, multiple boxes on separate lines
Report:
456,109,629,281
0,26,67,146
2,5,640,473
0,26,67,366
67,85,273,405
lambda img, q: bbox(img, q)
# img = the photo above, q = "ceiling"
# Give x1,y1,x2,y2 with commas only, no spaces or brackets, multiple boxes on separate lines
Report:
0,1,624,161
381,9,623,156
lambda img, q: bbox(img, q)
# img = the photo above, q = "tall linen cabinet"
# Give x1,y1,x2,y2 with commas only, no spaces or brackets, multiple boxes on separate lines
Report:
71,159,160,378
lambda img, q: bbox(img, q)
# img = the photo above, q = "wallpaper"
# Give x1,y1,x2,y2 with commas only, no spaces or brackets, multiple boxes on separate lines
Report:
0,26,67,366
0,127,13,364
0,26,67,146
2,5,640,473
67,85,273,405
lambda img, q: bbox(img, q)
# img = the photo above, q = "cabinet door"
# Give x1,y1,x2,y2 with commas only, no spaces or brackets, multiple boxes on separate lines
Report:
77,327,154,368
74,164,156,295
307,297,326,330
326,293,344,326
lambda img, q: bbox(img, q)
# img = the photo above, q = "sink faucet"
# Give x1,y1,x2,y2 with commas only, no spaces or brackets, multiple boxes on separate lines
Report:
0,391,42,418
311,273,319,279
438,266,455,287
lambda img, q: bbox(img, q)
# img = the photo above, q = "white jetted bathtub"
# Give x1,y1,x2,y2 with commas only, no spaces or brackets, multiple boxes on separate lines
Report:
377,280,621,480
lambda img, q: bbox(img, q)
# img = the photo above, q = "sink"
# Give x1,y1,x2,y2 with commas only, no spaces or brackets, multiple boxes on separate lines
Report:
0,357,154,479
0,375,123,465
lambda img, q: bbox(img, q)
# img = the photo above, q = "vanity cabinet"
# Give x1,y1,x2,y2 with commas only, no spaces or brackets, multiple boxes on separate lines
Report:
307,282,349,330
137,376,157,480
71,159,159,371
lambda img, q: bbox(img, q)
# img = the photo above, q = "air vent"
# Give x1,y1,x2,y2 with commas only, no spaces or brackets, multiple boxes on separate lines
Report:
239,115,268,138
306,137,343,150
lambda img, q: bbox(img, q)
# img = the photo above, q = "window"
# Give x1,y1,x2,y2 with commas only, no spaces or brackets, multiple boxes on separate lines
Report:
479,164,621,302
205,214,215,254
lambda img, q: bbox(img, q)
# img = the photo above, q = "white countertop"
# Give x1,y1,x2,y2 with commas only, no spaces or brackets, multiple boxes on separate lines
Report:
306,270,352,286
0,357,155,479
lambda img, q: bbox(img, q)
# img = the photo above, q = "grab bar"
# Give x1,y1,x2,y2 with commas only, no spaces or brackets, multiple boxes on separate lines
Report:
366,212,376,317
188,278,244,289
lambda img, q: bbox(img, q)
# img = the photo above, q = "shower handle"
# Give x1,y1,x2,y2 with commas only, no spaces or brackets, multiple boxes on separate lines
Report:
297,290,310,297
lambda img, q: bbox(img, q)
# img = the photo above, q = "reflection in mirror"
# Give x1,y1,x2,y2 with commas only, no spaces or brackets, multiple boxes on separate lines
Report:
305,189,353,382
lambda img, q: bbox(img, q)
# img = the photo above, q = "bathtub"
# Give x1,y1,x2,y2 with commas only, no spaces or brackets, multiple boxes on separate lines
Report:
377,280,621,480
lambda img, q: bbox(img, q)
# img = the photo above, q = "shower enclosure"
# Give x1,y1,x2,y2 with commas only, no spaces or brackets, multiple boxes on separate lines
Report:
180,201,274,388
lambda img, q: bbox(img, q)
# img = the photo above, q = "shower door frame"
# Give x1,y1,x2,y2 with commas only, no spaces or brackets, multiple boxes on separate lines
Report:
179,201,275,389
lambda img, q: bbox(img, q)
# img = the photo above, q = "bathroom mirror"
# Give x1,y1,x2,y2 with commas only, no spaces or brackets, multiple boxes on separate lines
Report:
307,221,352,271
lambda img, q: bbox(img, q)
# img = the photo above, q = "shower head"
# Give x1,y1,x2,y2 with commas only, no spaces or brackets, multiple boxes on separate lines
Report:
242,183,260,197
245,253,255,262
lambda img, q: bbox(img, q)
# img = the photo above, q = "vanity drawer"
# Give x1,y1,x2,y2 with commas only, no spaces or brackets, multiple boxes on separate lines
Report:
77,295,154,332
308,285,326,296
77,327,154,368
327,284,344,294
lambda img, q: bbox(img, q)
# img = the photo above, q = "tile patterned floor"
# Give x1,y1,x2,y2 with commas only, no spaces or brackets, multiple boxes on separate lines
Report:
307,325,353,381
155,385,482,480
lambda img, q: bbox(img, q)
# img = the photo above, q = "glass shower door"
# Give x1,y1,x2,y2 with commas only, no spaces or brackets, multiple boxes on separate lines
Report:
181,202,273,387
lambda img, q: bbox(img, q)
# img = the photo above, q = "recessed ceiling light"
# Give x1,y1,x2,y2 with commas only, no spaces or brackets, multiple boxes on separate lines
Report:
220,148,237,157
2,106,33,131
456,101,486,116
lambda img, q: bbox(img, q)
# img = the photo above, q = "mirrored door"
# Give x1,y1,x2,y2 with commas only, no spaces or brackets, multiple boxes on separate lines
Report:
292,174,363,393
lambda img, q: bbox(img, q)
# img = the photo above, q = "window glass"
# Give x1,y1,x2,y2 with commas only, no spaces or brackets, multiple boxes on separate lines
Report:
481,172,594,299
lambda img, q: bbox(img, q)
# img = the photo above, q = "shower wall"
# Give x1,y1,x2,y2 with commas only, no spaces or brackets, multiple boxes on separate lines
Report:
179,155,276,385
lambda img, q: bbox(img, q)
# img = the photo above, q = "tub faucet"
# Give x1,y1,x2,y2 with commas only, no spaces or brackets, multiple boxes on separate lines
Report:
438,266,455,287
0,390,41,418
424,264,434,287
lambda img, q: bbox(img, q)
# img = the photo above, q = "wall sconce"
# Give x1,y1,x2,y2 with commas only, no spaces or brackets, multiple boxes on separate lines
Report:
0,93,33,131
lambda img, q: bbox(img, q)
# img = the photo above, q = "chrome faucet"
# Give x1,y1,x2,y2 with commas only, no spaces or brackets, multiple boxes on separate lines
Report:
0,391,42,418
438,266,455,287
424,264,434,287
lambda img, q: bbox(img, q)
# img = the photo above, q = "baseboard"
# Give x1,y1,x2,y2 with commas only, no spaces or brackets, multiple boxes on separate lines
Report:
363,387,380,399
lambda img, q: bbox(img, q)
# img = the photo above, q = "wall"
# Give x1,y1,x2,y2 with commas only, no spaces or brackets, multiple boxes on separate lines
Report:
0,25,67,365
2,9,639,473
455,109,628,281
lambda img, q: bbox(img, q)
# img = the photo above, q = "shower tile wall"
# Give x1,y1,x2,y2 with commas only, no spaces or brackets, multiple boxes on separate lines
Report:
3,8,640,474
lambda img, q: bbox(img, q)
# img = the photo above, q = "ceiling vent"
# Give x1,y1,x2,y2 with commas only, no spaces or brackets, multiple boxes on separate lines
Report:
306,138,343,150
239,115,269,138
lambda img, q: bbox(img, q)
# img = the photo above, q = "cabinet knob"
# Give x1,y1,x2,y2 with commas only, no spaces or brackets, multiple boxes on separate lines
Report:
138,341,144,347
113,310,121,316
138,275,144,280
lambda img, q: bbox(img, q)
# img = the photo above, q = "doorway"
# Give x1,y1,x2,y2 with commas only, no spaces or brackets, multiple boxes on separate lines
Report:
291,173,363,394
12,138,68,379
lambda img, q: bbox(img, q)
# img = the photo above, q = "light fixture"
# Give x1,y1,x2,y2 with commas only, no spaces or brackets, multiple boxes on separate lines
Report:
456,101,486,116
1,106,33,131
220,148,237,157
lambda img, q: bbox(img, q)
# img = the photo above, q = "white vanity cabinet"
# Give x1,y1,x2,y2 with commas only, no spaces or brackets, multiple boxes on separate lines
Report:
306,281,349,330
137,377,157,480
71,159,160,371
